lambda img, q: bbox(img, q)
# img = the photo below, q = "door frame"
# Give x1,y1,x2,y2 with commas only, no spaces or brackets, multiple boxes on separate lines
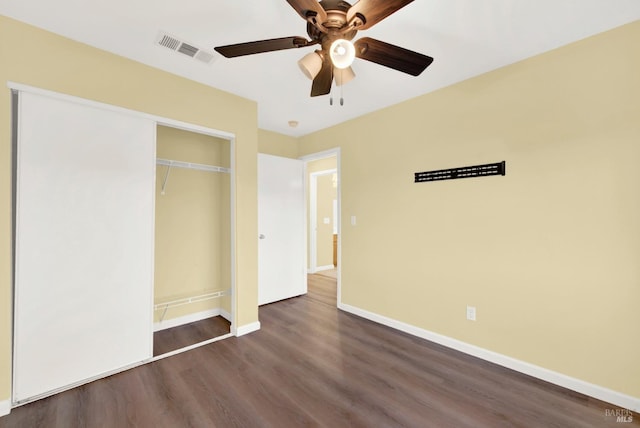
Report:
299,148,342,307
309,168,337,273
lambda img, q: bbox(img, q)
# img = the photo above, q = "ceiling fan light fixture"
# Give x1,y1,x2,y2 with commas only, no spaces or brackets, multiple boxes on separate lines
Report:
334,66,355,86
329,39,355,69
298,51,323,79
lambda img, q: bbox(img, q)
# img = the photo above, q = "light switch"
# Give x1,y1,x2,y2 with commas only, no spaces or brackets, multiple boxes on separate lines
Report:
351,215,356,226
323,217,330,224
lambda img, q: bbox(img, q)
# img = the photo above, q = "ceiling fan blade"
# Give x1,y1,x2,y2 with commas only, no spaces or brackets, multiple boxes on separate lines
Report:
347,0,415,30
286,0,327,24
354,37,433,76
215,36,310,58
311,57,333,97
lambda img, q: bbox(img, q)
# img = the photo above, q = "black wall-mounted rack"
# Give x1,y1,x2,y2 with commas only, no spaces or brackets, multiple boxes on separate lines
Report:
414,161,506,183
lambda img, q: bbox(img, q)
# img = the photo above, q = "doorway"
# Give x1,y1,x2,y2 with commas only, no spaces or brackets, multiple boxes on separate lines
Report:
309,168,337,273
300,149,341,306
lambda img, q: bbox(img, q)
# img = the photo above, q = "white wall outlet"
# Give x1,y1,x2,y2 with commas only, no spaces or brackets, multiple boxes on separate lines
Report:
323,217,330,224
466,305,476,321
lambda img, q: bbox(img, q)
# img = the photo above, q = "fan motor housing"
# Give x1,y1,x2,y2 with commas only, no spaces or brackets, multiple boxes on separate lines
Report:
319,0,351,29
308,0,358,43
319,0,352,13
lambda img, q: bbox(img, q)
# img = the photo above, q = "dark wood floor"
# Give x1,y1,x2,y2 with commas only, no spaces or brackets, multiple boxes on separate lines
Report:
153,315,231,356
1,274,637,427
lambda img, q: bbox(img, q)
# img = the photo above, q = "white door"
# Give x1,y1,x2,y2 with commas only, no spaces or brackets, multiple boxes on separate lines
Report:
13,90,155,403
258,154,306,305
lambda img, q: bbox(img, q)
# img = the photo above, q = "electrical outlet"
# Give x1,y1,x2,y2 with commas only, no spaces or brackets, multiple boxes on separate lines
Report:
466,305,476,321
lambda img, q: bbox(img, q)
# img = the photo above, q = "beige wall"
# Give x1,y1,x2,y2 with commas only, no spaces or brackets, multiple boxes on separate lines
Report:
258,129,299,158
307,157,338,269
299,22,640,399
154,126,231,322
0,16,259,402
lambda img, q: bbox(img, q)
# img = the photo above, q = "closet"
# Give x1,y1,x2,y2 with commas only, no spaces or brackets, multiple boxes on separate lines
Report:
152,126,232,356
11,84,234,405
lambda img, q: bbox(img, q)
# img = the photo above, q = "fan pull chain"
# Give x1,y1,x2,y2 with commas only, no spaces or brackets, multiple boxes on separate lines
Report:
330,71,335,105
329,70,345,106
330,95,344,106
340,69,344,106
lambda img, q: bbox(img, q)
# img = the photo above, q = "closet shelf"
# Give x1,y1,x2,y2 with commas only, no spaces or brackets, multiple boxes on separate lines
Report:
156,158,231,174
157,158,230,194
154,289,230,311
155,289,230,322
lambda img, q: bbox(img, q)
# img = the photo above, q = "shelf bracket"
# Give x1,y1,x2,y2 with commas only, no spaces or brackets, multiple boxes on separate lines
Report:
160,164,172,195
160,305,169,322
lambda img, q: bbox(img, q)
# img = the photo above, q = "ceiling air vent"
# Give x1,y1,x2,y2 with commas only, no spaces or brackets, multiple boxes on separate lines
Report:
195,50,215,64
155,31,216,64
158,34,181,50
177,43,198,57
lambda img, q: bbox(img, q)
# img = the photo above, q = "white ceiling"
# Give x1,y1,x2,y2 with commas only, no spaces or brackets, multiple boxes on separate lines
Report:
2,1,639,137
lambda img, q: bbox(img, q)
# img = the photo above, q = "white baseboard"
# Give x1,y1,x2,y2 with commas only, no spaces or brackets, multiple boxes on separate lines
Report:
0,399,10,417
338,302,640,413
220,309,232,323
154,308,222,332
307,265,336,274
235,321,261,337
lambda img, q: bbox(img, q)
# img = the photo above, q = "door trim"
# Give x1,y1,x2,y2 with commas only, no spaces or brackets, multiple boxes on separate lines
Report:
299,148,341,307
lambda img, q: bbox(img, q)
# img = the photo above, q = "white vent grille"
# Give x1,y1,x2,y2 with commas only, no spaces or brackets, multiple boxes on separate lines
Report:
177,43,198,57
158,34,181,50
155,31,216,64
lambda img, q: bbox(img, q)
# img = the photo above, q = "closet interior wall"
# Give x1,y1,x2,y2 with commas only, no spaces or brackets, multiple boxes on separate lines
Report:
154,125,231,329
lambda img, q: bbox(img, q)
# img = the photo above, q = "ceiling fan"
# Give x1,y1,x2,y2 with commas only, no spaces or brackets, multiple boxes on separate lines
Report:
214,0,434,97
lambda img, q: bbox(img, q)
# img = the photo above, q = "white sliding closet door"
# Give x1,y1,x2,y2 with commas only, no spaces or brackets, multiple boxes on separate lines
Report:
13,91,155,403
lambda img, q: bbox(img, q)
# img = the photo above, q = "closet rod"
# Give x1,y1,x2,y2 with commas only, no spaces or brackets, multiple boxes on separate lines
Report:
156,158,231,174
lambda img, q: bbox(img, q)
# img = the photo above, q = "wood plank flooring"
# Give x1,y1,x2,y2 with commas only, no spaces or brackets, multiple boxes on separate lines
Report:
153,316,231,356
1,274,637,427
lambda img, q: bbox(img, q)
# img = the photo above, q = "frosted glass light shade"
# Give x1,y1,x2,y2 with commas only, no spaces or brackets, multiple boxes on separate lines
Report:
298,51,323,79
329,39,355,69
334,66,355,86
